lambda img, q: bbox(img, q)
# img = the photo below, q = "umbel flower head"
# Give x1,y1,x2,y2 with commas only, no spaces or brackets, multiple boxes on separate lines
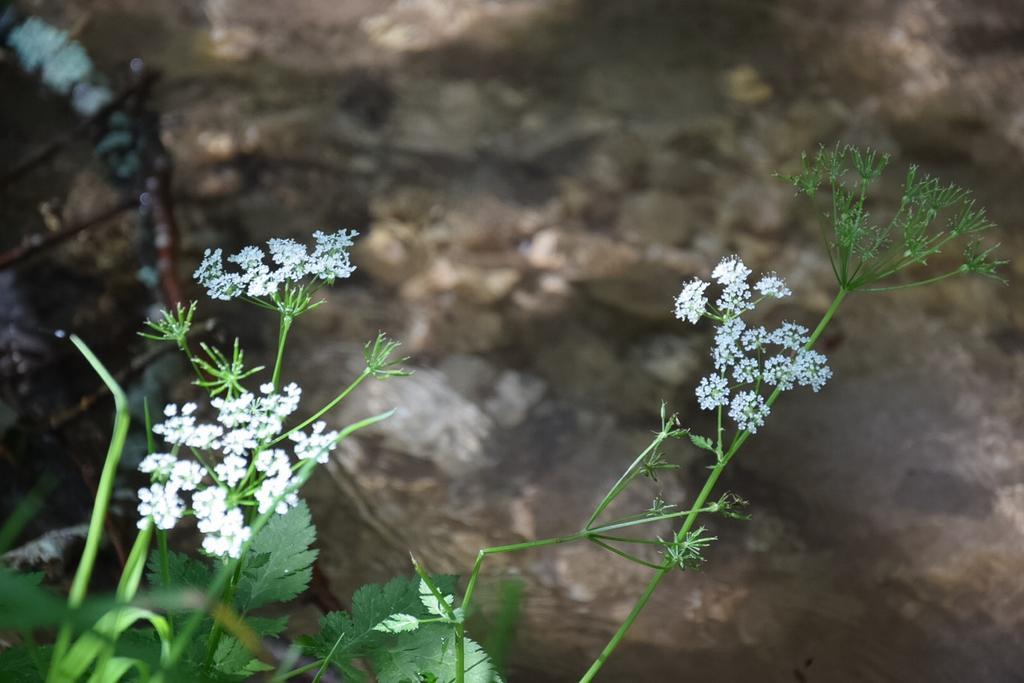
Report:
194,229,358,301
137,383,340,558
675,255,831,434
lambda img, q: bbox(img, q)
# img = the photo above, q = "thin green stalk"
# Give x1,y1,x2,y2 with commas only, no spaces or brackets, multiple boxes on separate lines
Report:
579,287,849,682
412,560,464,683
279,661,320,681
461,508,718,615
203,549,245,670
272,315,293,391
584,438,662,530
157,531,171,588
858,268,964,293
50,337,131,673
578,461,727,683
586,538,663,570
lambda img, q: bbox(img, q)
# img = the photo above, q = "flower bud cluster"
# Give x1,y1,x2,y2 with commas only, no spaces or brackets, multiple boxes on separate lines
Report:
675,256,831,434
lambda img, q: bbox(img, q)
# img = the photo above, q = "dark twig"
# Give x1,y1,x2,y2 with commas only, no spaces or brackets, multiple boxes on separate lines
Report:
0,198,136,271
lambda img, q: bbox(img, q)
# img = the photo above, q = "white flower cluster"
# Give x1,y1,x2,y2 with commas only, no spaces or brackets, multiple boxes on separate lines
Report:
136,383,340,557
194,230,358,301
676,255,831,434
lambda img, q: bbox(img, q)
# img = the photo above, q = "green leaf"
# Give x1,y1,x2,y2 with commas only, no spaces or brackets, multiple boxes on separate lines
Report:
688,434,715,452
213,635,273,677
0,644,51,682
146,550,212,592
419,579,454,617
374,613,420,634
373,625,496,683
300,575,458,680
234,501,318,612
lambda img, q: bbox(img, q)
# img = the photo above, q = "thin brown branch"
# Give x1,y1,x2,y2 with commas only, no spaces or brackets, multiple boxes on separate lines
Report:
0,198,135,270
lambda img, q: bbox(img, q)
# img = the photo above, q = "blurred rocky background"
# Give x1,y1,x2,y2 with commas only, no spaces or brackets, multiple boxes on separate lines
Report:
1,0,1022,681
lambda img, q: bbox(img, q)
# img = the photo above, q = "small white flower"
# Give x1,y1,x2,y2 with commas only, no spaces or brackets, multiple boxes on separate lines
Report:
793,349,831,392
152,408,198,446
771,322,810,351
674,278,710,324
290,421,339,464
213,393,255,429
716,280,754,316
255,449,291,478
732,356,760,385
712,317,746,371
139,452,177,479
754,273,791,299
728,391,770,433
192,486,228,528
201,507,251,558
740,326,770,352
169,460,206,491
307,229,358,280
695,373,730,410
215,454,249,487
194,248,245,301
267,238,308,281
183,423,223,449
255,474,300,515
711,255,752,286
220,428,257,457
137,483,185,530
763,355,795,390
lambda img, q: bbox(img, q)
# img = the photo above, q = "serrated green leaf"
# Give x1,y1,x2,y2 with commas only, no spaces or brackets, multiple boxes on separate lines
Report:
688,434,715,452
0,643,51,682
146,550,212,592
300,574,458,680
419,579,454,617
374,613,420,633
373,625,496,683
234,501,318,612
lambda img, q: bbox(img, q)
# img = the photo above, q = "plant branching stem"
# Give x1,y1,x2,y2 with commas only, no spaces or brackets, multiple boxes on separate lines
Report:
577,287,848,682
272,315,293,391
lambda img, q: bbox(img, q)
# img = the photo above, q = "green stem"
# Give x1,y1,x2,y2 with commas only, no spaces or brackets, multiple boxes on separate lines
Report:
50,337,131,674
279,661,320,681
578,287,849,682
587,538,663,570
272,315,293,391
858,268,964,293
203,560,244,671
578,461,727,683
158,531,171,588
584,437,662,530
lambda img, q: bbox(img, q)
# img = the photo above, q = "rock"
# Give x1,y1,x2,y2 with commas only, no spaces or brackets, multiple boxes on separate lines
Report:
525,228,640,280
399,258,521,305
355,220,429,287
627,334,703,386
339,366,495,475
583,261,687,320
724,64,773,105
716,177,792,236
483,370,547,428
617,190,699,245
